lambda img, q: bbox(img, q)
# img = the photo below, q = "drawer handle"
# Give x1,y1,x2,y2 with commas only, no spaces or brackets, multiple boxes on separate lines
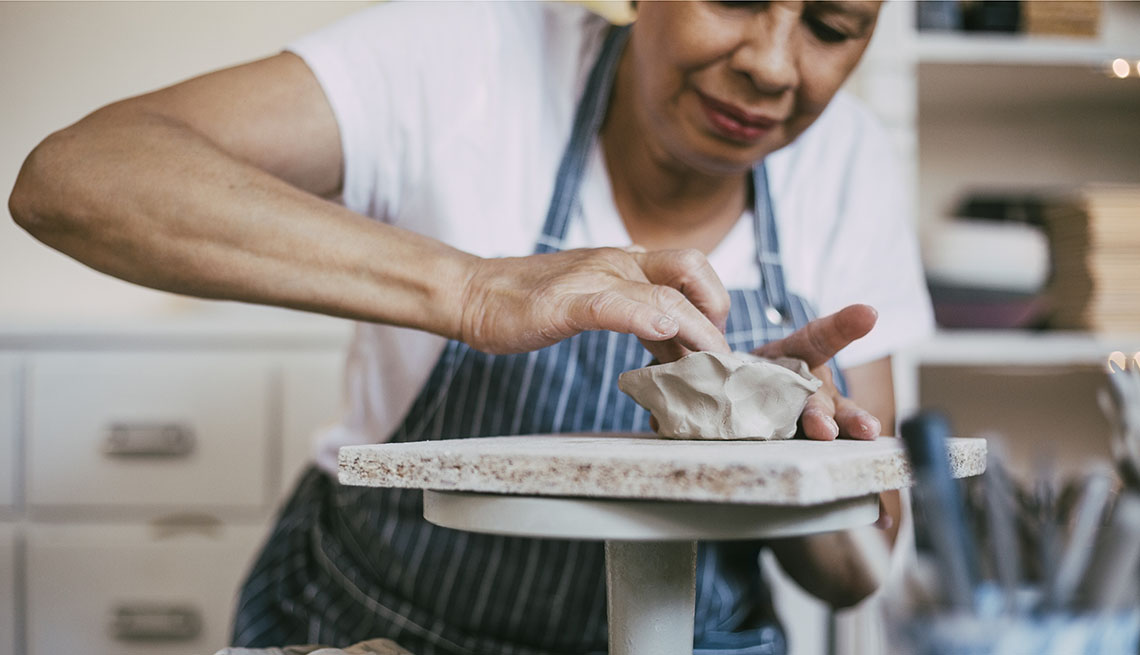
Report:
110,603,203,642
103,422,196,458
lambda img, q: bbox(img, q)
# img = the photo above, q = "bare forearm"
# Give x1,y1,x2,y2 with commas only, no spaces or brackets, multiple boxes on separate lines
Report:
767,357,899,607
9,105,472,337
769,486,901,609
768,521,893,609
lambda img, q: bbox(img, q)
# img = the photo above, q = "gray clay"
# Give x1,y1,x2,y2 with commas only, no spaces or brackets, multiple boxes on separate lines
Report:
617,351,821,440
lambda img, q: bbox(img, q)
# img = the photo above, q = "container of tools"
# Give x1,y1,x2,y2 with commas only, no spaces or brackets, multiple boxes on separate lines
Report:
889,393,1140,655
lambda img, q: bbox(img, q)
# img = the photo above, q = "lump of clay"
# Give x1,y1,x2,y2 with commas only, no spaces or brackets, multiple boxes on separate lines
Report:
617,351,822,440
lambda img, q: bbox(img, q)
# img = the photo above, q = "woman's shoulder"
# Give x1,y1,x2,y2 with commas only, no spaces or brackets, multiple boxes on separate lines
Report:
792,91,890,159
769,91,896,191
289,1,603,73
287,1,607,231
287,1,607,146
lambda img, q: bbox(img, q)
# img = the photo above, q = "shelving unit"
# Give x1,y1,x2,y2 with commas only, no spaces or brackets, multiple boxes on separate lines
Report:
848,1,1140,227
879,2,1140,478
913,8,1140,229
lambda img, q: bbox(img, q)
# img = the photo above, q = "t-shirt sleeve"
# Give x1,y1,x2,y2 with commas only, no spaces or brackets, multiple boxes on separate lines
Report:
815,106,935,370
284,2,507,222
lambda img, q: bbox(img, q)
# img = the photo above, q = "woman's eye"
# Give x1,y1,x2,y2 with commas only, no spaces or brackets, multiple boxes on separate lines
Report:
714,1,768,11
805,17,851,44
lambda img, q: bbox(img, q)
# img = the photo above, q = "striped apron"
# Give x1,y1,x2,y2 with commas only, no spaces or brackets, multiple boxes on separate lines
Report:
232,24,845,655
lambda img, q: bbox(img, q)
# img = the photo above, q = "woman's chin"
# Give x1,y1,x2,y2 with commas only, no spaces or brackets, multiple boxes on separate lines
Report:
681,141,779,176
673,126,789,175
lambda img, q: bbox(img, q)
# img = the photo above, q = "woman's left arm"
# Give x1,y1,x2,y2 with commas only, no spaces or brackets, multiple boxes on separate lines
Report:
750,306,904,608
765,356,902,609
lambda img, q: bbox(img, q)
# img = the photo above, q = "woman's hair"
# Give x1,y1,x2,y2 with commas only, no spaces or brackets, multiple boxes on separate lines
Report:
574,0,637,25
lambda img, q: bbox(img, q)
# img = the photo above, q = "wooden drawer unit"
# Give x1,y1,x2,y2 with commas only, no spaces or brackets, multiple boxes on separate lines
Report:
27,352,271,511
281,351,345,489
0,354,18,509
27,522,265,655
0,523,16,655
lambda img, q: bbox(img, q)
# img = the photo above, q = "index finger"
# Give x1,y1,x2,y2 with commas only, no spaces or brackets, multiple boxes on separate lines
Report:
753,304,877,368
629,249,731,333
632,282,731,357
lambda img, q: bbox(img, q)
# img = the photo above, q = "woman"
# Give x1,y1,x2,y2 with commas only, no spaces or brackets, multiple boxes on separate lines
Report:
9,1,933,653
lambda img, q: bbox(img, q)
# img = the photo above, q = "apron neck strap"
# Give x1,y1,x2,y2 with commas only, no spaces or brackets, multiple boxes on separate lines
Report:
751,164,790,318
535,25,630,255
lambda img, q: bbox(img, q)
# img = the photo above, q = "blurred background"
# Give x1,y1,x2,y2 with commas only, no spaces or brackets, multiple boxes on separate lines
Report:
1,1,1139,654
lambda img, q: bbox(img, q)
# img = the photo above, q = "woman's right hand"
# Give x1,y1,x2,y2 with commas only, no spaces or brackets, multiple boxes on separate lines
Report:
457,247,731,363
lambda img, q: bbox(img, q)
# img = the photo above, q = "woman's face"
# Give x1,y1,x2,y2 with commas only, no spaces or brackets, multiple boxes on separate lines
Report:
627,1,881,175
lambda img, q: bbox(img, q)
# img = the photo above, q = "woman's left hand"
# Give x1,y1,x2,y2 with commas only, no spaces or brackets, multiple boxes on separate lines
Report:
752,304,882,441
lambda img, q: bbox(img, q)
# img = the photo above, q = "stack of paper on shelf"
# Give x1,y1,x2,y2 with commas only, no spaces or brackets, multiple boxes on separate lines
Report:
1044,185,1140,332
922,218,1050,329
1022,0,1101,37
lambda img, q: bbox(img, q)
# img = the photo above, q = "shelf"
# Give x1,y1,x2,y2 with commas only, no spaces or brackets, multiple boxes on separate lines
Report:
905,330,1140,367
912,21,1140,116
916,32,1136,66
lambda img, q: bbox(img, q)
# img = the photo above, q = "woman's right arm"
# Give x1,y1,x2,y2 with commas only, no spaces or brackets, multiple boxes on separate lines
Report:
8,53,729,361
9,53,478,337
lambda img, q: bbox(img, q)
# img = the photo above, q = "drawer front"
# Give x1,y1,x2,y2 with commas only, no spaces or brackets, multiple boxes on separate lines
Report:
0,524,16,655
28,352,270,510
0,354,17,509
27,522,266,655
281,352,344,490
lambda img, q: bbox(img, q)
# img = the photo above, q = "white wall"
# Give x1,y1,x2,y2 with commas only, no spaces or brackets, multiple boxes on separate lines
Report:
0,1,365,320
918,104,1140,227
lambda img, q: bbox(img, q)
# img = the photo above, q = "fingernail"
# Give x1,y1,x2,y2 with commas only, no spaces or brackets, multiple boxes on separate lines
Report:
654,315,677,335
826,416,839,438
860,414,881,439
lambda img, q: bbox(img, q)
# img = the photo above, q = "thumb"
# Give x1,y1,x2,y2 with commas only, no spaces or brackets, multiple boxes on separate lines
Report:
754,304,877,368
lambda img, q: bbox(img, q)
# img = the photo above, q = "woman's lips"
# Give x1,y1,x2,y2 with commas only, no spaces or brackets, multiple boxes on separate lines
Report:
697,92,780,143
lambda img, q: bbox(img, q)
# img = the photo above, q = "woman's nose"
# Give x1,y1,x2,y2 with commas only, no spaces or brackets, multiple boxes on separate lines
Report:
730,11,799,95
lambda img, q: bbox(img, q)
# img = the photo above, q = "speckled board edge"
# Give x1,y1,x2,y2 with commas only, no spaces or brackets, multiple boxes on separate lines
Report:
338,436,987,506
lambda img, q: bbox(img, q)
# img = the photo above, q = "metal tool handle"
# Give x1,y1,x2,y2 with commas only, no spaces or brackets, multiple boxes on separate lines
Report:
102,422,196,458
901,411,978,611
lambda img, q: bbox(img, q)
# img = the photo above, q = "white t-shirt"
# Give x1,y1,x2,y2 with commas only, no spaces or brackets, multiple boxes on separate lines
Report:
288,1,935,473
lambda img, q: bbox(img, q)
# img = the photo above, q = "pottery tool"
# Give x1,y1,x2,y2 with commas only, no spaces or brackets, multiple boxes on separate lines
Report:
1031,454,1062,595
1045,465,1114,609
901,412,979,611
981,441,1021,612
1101,355,1140,488
1077,491,1140,610
1076,356,1140,610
